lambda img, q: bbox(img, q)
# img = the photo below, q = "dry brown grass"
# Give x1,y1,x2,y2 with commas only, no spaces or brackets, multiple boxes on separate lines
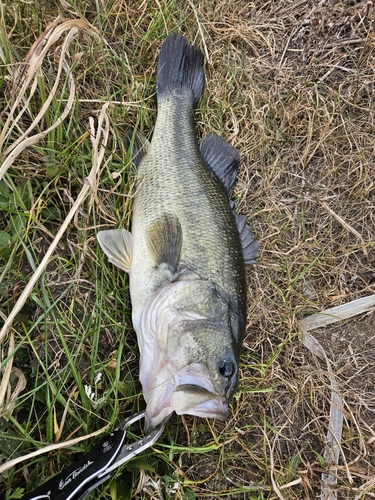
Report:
198,1,375,498
1,0,374,499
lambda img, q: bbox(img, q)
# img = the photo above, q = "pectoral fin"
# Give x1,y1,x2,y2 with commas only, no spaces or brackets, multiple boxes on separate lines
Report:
97,229,133,273
146,213,182,272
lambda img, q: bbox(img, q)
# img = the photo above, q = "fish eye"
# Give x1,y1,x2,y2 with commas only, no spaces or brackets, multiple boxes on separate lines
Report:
218,360,235,378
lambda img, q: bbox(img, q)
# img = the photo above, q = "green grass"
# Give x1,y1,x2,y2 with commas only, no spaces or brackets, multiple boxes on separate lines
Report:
0,2,257,499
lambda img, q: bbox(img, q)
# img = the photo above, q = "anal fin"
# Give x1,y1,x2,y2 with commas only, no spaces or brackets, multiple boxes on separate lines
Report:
146,213,182,272
124,130,151,169
97,229,133,273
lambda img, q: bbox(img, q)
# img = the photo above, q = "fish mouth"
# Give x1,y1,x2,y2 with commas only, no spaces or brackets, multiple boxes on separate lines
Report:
143,363,228,432
171,384,228,418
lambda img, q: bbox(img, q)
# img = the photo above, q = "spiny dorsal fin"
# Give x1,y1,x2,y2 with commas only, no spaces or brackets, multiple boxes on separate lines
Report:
97,229,133,273
233,211,261,265
200,133,240,197
123,130,151,169
146,213,182,271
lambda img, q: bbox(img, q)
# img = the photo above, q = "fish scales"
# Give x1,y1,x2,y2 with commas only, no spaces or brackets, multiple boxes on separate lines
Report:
97,34,260,432
131,96,247,318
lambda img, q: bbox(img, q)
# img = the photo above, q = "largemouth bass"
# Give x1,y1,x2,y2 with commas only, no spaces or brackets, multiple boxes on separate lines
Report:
97,34,260,432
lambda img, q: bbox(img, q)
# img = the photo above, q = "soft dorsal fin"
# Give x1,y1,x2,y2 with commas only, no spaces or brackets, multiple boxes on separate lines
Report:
146,213,182,272
200,133,240,197
233,211,261,265
97,229,133,273
123,130,151,169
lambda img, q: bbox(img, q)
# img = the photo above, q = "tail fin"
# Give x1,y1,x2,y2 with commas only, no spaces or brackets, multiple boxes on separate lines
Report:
156,34,205,107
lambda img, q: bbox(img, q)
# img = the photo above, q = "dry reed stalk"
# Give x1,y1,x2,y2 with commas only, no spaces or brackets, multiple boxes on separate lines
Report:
0,19,101,179
0,98,110,397
302,295,375,500
0,422,109,475
301,296,375,332
0,331,14,416
0,18,111,419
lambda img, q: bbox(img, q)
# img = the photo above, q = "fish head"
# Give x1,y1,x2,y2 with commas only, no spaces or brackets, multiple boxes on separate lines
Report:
169,320,240,401
138,279,242,432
